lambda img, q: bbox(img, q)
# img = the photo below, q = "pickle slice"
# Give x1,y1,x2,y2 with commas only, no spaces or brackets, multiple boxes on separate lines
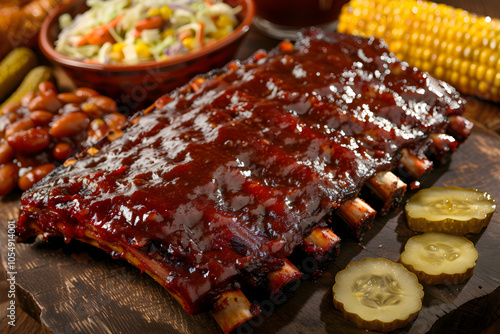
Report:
400,232,478,285
405,187,495,234
332,257,423,332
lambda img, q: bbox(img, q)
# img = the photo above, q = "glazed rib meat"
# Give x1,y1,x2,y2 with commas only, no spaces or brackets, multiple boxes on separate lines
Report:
16,29,469,319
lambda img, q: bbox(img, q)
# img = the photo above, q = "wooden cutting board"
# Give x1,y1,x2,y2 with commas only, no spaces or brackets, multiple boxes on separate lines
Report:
1,123,499,334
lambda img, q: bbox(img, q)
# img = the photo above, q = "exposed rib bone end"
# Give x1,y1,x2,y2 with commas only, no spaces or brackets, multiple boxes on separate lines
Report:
366,171,407,215
428,133,458,164
447,115,473,143
301,227,341,276
302,227,341,257
267,259,302,301
211,290,261,334
399,148,433,180
336,198,376,238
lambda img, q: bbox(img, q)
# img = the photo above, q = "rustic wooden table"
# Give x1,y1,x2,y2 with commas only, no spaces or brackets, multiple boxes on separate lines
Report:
1,0,500,333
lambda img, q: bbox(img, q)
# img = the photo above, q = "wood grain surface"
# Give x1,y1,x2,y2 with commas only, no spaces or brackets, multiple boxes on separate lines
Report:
1,0,500,333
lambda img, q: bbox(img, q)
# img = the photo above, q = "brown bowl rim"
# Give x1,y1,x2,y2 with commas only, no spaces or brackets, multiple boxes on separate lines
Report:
39,0,254,73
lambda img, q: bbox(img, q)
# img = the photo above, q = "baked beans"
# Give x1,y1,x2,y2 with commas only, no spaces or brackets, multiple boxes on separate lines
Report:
0,81,127,195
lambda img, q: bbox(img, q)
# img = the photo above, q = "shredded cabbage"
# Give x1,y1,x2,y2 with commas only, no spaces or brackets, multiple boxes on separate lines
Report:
55,0,241,65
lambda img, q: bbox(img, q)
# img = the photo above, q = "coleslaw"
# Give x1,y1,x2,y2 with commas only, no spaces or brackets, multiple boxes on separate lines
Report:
55,0,241,64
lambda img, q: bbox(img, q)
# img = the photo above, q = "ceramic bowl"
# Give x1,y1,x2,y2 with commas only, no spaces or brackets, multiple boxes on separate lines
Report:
39,0,254,111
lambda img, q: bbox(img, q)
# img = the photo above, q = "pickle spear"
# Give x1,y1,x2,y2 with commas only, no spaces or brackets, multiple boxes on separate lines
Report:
405,187,495,234
0,47,37,103
332,257,423,332
400,232,478,285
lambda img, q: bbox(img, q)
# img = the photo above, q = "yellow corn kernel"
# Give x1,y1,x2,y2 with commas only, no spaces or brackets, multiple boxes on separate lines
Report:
459,60,471,75
338,0,500,102
160,6,173,21
182,37,197,50
147,8,161,17
135,42,151,59
476,64,487,81
435,54,446,67
493,72,500,86
162,29,175,39
216,14,233,29
458,76,470,94
485,68,495,83
112,43,126,54
87,147,99,156
462,46,472,59
469,63,478,79
496,57,500,72
64,159,76,167
434,66,444,79
487,53,498,68
451,58,461,72
110,52,123,62
211,28,228,40
421,61,432,73
478,81,489,95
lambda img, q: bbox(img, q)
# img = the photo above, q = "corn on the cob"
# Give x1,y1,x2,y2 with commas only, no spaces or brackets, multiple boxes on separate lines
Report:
338,0,500,103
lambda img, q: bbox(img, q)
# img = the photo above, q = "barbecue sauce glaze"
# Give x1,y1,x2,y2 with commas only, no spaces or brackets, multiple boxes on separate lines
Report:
17,29,464,314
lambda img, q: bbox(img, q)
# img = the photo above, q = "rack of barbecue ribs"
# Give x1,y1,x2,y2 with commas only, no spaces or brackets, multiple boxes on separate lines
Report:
16,28,472,333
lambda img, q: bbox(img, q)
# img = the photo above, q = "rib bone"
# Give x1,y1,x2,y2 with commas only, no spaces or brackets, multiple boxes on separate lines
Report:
428,133,458,163
336,198,376,238
399,148,433,180
267,259,302,301
447,115,473,142
302,227,341,258
211,290,261,334
301,227,341,276
366,171,407,215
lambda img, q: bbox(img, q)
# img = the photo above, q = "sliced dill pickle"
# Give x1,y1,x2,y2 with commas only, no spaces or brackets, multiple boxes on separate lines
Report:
332,257,423,332
400,232,478,285
405,187,495,234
